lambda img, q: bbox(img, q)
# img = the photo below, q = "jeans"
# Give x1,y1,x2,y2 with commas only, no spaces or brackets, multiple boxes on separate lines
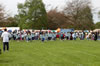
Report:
3,42,9,51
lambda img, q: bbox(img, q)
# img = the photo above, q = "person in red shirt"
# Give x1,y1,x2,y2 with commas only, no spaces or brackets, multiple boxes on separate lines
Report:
56,33,59,39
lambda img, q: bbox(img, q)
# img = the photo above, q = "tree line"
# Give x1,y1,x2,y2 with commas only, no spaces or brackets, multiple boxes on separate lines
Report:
0,0,100,30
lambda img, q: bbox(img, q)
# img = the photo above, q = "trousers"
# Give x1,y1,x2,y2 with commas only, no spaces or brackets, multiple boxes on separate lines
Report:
3,42,9,51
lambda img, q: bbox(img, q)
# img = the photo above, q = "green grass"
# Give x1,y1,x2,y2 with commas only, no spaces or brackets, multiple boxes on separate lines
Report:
0,40,100,66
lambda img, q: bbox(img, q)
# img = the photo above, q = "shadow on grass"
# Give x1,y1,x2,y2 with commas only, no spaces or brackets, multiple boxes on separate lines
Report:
0,60,13,63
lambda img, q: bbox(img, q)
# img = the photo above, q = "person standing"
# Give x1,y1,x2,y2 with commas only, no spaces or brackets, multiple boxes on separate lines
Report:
1,29,11,52
0,48,1,54
94,32,98,41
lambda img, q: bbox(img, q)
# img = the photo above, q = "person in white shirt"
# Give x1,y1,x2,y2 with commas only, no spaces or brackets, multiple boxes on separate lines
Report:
1,29,11,52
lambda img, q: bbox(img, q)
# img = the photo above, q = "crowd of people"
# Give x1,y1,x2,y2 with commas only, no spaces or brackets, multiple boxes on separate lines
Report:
0,29,99,53
0,30,99,42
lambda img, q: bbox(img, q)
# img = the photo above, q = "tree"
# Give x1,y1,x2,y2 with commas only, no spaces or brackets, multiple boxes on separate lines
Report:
47,9,73,29
17,0,48,29
63,0,94,30
0,4,6,26
0,4,17,27
6,17,18,27
95,22,100,29
98,11,100,18
97,11,100,29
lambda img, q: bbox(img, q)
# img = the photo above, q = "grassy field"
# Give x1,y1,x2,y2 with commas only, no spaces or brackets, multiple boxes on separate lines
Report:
0,40,100,66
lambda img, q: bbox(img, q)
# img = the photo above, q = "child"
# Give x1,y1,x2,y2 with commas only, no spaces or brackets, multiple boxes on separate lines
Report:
72,33,77,40
52,32,56,40
40,32,45,42
48,32,52,40
45,32,48,41
26,33,31,42
60,33,64,40
17,33,20,41
21,33,25,40
31,33,35,40
42,33,45,42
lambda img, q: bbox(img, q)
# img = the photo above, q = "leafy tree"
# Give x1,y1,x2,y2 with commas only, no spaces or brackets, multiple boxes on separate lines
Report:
17,0,48,29
98,11,100,18
95,22,100,29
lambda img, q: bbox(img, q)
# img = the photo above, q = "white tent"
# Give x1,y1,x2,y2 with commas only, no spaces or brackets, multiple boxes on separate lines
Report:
0,27,20,32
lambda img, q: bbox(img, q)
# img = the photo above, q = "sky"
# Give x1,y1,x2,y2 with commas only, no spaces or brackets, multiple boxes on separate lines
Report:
0,0,100,23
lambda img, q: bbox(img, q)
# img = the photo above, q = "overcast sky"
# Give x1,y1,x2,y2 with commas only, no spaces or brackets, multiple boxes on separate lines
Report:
0,0,100,23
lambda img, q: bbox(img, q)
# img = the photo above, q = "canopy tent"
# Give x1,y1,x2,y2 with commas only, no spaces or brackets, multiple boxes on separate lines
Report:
84,30,89,33
0,27,20,32
93,29,100,32
8,30,12,33
60,28,74,33
74,30,82,32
